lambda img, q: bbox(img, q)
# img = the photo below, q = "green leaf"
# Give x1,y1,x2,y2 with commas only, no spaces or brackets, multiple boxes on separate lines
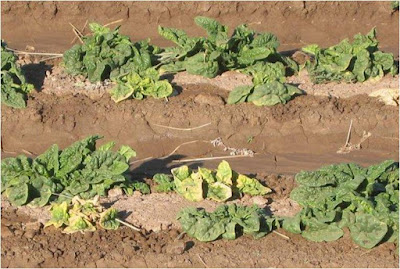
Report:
153,173,175,192
251,33,279,50
151,80,173,98
98,141,116,152
227,85,253,104
33,144,59,176
185,53,219,78
6,183,29,206
349,213,388,249
198,167,216,184
282,214,302,234
99,208,120,230
295,170,336,187
301,218,344,242
117,145,136,161
237,47,272,65
57,135,102,177
302,44,320,55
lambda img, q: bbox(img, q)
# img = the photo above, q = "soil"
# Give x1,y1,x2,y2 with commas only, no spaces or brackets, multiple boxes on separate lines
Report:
1,205,398,268
1,1,399,56
1,1,400,268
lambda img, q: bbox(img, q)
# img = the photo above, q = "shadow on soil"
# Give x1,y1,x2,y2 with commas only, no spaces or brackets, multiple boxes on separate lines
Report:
22,62,52,91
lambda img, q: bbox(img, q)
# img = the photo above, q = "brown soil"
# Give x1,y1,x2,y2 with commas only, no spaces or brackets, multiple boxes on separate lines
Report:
1,1,400,268
1,206,398,268
2,82,399,175
2,1,399,56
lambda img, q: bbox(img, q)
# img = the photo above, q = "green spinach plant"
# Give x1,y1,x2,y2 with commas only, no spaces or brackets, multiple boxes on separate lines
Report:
283,160,399,249
158,16,298,78
63,23,173,103
1,41,33,108
177,204,280,242
1,135,149,207
302,28,398,83
227,61,302,106
63,23,160,82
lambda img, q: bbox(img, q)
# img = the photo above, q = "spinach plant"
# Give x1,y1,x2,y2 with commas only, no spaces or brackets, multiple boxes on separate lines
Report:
177,204,280,242
158,16,298,78
63,23,173,103
154,160,271,202
1,41,33,108
63,23,161,82
45,195,120,234
227,61,302,106
1,135,149,207
283,160,399,249
109,67,173,102
302,28,398,83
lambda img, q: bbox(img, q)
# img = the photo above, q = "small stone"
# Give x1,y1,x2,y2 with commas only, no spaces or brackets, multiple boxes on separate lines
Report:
108,187,124,198
165,241,185,255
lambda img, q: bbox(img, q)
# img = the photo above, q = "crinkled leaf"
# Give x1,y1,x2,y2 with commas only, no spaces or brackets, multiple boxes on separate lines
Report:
99,208,120,230
45,202,69,228
216,160,233,185
349,213,388,249
227,85,253,104
153,173,175,193
63,215,96,234
6,183,29,206
207,182,232,202
236,174,271,196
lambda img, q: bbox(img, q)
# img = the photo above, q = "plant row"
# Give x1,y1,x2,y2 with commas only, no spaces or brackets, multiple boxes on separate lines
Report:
2,17,398,108
1,136,398,248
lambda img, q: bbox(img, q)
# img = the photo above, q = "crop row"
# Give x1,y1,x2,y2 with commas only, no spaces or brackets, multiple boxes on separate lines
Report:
1,16,398,108
1,136,398,249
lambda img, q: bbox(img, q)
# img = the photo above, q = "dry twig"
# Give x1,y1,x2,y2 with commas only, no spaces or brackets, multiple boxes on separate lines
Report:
272,230,290,240
69,22,84,44
129,156,154,165
71,20,88,44
337,120,372,154
115,218,141,232
103,19,124,27
151,122,212,131
197,254,208,268
160,140,209,159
